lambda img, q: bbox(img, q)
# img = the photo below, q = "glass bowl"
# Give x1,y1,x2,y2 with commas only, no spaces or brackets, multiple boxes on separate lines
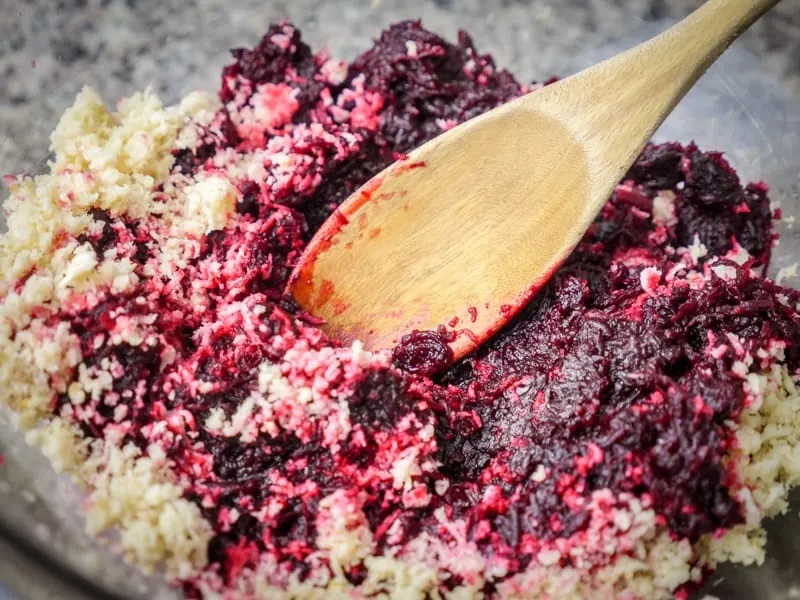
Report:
1,3,798,599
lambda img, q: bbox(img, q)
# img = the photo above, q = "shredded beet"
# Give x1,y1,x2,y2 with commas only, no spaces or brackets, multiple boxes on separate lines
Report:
393,329,455,376
38,20,800,599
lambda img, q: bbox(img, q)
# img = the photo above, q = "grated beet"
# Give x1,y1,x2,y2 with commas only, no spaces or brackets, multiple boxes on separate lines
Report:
393,329,455,376
44,20,800,598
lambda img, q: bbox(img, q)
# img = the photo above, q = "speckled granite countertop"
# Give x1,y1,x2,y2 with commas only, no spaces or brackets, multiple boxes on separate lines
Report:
0,0,798,177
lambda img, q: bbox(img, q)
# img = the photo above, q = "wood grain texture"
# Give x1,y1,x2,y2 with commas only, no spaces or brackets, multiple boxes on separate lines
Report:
290,0,780,360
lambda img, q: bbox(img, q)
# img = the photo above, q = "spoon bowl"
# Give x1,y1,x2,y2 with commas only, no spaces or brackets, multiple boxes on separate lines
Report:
290,0,779,363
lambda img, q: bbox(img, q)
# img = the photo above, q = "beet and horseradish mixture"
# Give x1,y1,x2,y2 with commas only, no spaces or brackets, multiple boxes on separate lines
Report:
2,21,800,600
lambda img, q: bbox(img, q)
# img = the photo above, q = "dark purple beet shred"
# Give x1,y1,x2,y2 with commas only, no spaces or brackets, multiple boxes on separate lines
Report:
393,329,455,376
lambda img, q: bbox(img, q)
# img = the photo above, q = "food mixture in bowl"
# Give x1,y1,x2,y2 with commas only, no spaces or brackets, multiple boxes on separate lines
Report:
1,20,799,600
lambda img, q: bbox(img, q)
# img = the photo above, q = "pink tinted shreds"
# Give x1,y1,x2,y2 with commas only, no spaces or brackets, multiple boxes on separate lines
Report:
639,266,662,295
335,74,384,131
233,83,301,149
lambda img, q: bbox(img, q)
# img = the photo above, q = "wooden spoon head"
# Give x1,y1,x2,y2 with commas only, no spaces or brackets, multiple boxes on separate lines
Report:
290,0,772,366
289,95,596,362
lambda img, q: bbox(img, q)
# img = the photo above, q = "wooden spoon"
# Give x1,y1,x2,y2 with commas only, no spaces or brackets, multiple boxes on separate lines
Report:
289,0,779,364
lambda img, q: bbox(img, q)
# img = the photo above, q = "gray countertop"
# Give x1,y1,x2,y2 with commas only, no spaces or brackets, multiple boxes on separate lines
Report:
0,0,799,177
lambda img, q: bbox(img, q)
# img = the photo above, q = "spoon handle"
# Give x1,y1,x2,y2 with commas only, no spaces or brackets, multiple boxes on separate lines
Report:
629,0,781,100
521,0,781,187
